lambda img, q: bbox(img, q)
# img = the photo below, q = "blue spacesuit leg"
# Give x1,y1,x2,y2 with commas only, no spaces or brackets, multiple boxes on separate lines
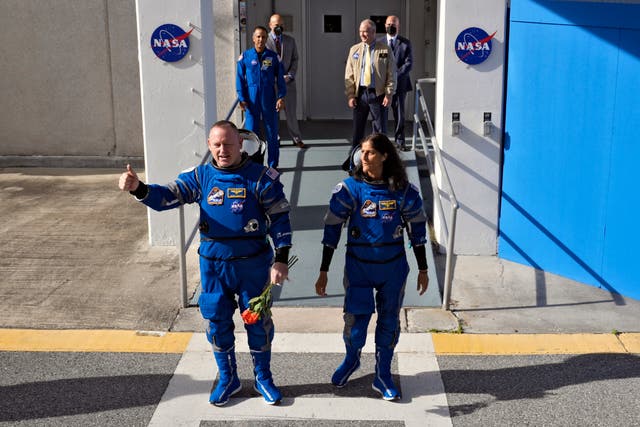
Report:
371,258,408,401
333,259,375,387
236,252,274,352
198,258,242,405
243,107,260,138
263,109,280,169
331,312,370,387
237,254,281,404
210,347,242,406
251,349,282,404
199,258,238,352
373,345,400,400
373,258,409,348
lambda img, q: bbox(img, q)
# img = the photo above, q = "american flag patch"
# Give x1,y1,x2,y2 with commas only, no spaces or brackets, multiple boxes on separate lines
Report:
266,167,280,180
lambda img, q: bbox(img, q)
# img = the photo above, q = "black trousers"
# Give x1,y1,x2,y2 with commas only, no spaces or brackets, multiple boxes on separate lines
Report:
352,87,386,148
390,90,408,144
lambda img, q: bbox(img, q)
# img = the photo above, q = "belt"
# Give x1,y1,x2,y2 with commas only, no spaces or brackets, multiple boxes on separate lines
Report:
346,250,405,264
359,86,376,92
201,235,267,241
347,241,403,248
198,244,270,261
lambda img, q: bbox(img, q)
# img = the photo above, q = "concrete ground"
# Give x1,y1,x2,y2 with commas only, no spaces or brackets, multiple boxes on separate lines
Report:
1,120,638,334
1,120,640,426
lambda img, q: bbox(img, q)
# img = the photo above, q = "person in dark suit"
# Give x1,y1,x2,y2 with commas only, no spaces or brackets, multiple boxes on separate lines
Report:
383,15,413,151
266,14,306,149
343,19,396,170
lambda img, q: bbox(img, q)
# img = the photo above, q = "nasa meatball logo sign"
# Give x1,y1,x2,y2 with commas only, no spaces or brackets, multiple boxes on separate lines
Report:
454,27,496,65
150,24,193,62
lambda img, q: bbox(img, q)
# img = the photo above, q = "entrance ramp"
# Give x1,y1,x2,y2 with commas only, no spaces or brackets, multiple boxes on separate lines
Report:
271,121,441,308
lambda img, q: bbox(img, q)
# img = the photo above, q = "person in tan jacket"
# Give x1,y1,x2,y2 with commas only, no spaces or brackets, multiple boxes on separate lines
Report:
343,19,396,170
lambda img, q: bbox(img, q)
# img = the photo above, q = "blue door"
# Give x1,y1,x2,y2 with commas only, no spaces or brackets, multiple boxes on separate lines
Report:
500,1,640,299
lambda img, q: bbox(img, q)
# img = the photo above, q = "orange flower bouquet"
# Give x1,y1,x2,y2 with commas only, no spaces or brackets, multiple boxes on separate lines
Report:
241,256,298,325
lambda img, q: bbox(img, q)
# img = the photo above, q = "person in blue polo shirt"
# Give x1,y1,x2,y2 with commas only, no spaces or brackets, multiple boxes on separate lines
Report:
237,26,287,170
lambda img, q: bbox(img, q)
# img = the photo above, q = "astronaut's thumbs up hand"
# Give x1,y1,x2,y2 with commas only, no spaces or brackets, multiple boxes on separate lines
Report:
119,164,140,192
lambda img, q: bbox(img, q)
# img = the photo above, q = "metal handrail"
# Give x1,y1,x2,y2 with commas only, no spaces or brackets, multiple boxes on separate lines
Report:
411,78,459,310
177,98,241,308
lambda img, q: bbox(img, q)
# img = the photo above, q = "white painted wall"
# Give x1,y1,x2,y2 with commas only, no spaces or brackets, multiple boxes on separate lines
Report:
136,0,217,245
434,0,506,255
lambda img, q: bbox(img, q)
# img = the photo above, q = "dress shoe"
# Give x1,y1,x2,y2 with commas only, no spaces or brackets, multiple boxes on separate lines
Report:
293,140,307,149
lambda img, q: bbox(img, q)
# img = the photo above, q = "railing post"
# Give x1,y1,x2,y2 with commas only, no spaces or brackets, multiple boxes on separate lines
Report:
442,204,458,310
414,77,460,311
178,205,188,308
412,83,420,150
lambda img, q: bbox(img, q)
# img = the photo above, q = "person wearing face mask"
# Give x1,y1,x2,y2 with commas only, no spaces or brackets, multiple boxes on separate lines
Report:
381,15,413,151
118,120,292,406
343,19,396,171
314,133,428,401
266,14,306,149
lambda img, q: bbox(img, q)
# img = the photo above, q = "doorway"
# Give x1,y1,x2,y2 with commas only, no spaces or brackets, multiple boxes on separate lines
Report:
306,0,405,119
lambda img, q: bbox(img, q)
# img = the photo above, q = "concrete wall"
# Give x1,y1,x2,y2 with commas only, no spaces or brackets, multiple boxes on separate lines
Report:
0,0,239,167
0,0,143,163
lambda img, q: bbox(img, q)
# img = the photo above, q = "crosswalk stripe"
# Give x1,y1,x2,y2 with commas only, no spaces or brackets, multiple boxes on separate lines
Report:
149,333,452,427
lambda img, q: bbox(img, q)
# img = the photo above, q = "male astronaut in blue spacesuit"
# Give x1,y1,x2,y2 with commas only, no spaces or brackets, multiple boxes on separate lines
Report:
314,133,428,401
118,120,292,406
237,26,287,169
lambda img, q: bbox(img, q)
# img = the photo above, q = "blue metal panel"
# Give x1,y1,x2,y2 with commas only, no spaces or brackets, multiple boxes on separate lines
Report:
600,29,640,296
502,1,640,299
500,22,618,287
511,0,640,30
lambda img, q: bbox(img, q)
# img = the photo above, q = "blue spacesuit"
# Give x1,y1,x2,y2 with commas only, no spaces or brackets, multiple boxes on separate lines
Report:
322,176,426,398
135,155,291,405
138,157,291,351
236,48,287,169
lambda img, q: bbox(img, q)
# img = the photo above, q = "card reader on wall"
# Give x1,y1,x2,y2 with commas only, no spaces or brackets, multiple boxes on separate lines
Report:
483,112,492,136
452,112,461,136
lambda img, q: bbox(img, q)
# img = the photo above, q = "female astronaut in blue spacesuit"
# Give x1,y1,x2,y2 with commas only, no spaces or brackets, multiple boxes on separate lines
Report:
314,133,429,401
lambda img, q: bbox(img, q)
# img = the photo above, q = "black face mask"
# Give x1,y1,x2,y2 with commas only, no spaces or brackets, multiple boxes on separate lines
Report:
274,25,283,36
386,25,397,36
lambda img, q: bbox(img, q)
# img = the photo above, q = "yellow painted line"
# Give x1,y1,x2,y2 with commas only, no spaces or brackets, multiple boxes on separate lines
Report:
618,333,640,353
0,329,193,353
432,333,627,355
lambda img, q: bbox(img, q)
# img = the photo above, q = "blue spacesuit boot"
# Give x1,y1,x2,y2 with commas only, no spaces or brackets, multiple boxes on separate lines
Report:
331,345,362,387
372,346,400,401
251,350,282,405
209,348,242,406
